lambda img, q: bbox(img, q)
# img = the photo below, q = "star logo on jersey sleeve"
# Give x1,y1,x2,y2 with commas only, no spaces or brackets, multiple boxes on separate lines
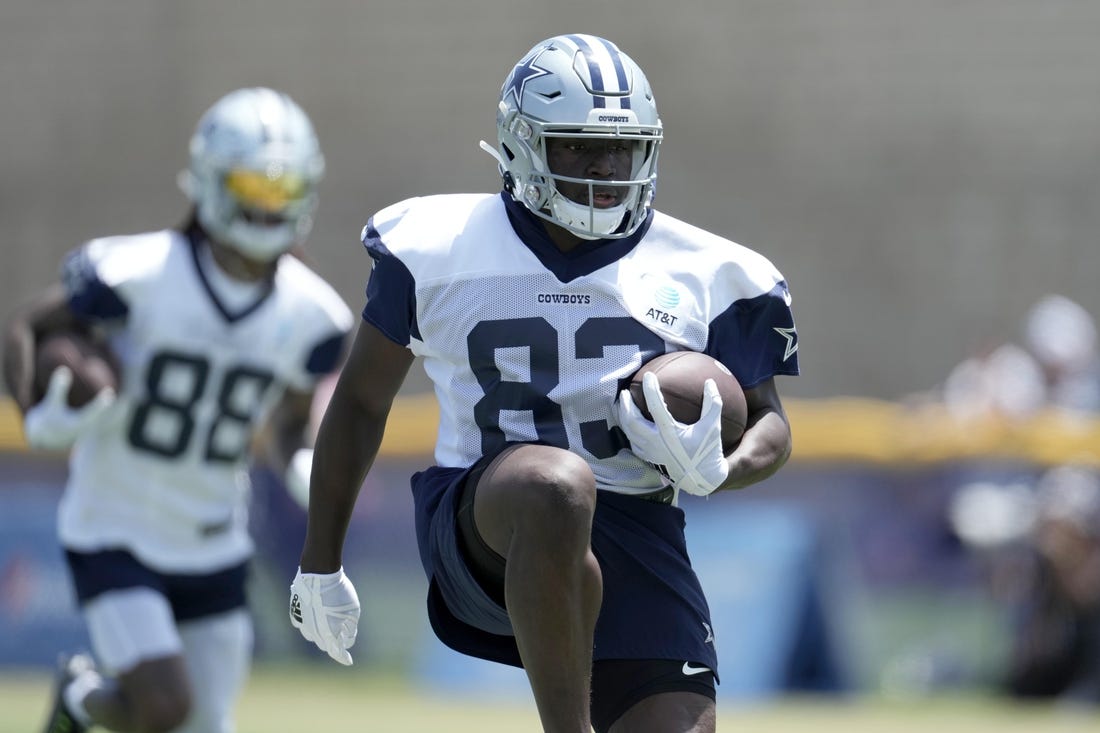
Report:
503,54,552,108
774,326,799,362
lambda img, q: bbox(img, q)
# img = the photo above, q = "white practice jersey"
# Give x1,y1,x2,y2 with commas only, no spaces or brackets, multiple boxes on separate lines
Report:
57,229,353,572
362,193,799,495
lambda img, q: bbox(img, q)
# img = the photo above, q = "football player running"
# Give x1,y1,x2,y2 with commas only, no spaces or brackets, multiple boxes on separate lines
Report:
291,35,798,733
5,88,353,733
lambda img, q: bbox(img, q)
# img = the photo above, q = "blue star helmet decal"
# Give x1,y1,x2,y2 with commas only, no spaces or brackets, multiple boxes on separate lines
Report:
503,52,552,109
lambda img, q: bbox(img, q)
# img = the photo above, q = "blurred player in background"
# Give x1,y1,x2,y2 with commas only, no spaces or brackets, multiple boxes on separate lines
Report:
951,464,1100,704
939,294,1100,420
3,87,353,733
1005,464,1100,703
943,295,1100,704
290,35,797,732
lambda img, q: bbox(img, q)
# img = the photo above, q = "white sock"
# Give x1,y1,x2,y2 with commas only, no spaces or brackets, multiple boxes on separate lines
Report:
63,668,102,727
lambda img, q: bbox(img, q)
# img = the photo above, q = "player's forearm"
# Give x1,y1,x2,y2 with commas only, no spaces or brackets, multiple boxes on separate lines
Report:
4,285,83,412
2,315,36,412
299,398,387,573
718,409,792,490
262,410,310,475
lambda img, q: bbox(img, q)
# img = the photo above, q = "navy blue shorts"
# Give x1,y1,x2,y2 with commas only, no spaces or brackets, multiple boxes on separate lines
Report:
65,548,248,623
411,462,719,677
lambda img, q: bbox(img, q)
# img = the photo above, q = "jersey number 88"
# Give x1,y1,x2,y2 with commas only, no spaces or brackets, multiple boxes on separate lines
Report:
127,350,274,463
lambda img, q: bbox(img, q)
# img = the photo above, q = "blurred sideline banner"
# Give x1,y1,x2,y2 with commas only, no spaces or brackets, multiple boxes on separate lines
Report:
2,394,1100,464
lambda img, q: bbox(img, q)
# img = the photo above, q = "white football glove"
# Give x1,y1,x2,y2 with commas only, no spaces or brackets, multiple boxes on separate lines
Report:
289,567,360,665
23,367,117,451
616,371,729,497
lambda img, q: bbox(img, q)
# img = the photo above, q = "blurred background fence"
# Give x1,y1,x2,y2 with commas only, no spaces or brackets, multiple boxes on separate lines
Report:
4,0,1100,399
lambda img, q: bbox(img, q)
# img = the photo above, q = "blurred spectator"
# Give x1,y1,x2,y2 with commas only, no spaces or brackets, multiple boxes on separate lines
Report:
941,294,1100,420
1024,295,1100,413
941,342,1046,419
940,295,1100,703
950,465,1100,704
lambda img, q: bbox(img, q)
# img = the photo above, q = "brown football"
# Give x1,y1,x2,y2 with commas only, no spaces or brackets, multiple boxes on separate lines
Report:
34,331,120,408
628,351,748,452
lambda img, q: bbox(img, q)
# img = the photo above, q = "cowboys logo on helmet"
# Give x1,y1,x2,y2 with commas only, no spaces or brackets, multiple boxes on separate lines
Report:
482,34,663,240
180,87,325,262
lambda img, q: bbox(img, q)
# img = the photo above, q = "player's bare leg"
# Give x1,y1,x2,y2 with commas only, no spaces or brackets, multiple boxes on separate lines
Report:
82,656,192,732
609,692,716,733
472,444,602,733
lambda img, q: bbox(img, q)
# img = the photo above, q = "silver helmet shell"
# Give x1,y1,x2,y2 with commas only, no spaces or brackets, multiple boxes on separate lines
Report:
181,87,325,261
490,35,663,240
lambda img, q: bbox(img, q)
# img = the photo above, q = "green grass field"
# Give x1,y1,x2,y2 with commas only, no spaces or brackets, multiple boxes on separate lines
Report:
3,664,1099,733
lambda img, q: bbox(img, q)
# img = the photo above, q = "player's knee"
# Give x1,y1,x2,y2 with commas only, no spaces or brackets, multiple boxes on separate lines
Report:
517,449,596,529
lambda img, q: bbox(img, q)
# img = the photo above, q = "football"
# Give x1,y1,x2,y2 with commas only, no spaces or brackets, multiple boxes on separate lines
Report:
628,351,748,452
34,331,120,408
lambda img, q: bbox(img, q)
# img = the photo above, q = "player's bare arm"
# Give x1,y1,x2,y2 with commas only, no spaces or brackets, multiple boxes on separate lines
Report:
290,320,413,665
719,377,792,491
3,284,85,412
252,388,314,471
299,320,414,573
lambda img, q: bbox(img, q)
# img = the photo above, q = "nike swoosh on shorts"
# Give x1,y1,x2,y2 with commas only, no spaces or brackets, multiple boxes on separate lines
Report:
682,662,711,676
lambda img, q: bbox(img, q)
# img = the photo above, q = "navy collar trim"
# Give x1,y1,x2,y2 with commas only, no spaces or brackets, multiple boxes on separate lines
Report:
500,191,652,282
185,225,275,324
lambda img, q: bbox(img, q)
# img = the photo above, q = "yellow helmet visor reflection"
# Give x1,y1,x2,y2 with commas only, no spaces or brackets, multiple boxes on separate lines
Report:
224,169,308,212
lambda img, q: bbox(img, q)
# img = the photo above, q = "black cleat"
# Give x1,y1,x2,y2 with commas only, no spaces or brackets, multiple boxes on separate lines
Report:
41,653,95,733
